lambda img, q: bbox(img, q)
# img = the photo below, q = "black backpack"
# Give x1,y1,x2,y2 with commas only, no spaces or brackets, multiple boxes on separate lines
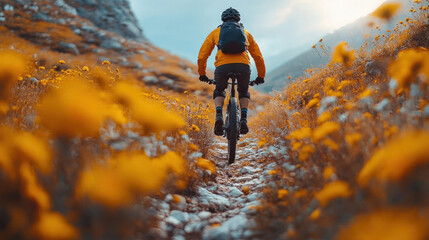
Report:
218,22,246,54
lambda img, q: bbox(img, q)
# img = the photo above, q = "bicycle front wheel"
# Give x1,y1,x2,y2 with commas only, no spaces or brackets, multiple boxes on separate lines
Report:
227,97,238,164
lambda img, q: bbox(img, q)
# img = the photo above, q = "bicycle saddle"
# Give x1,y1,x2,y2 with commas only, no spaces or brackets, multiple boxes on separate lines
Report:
228,72,241,79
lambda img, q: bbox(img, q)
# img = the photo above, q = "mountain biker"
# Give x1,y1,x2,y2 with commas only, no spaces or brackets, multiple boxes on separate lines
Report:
198,7,266,136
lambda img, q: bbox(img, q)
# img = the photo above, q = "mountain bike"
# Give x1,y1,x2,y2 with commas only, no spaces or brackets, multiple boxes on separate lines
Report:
207,73,255,164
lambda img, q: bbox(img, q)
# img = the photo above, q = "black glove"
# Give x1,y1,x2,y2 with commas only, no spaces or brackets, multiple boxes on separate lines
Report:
253,77,264,85
199,75,209,83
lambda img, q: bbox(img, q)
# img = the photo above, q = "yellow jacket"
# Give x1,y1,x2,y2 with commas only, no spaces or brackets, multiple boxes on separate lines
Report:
197,27,266,78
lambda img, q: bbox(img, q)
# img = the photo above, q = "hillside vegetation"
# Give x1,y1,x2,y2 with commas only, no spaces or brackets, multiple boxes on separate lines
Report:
251,1,429,239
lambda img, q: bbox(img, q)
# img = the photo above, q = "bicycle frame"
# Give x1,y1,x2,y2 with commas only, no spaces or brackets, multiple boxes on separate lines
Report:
206,72,256,164
225,73,240,131
224,73,240,163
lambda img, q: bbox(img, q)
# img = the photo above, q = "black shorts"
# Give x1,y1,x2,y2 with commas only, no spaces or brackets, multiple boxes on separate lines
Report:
214,63,251,99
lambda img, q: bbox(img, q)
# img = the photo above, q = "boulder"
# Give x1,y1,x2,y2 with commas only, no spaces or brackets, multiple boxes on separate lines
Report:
198,187,230,212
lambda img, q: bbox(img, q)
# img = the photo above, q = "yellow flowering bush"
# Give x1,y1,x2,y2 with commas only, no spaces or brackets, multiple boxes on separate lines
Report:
331,42,355,67
335,208,428,240
370,2,402,21
358,131,429,186
252,3,429,239
315,181,352,206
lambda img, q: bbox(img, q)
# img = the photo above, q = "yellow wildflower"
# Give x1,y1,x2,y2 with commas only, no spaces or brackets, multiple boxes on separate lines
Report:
388,48,429,89
189,143,199,151
331,42,355,67
116,152,185,193
20,163,51,210
0,102,9,114
172,194,184,203
363,112,373,119
358,131,429,186
337,80,353,90
258,138,267,147
77,151,185,207
277,189,289,199
242,186,250,195
82,66,89,71
322,138,339,151
306,98,320,109
34,211,78,240
102,60,111,65
345,133,362,147
76,165,132,207
335,208,428,240
293,189,308,198
39,79,107,137
287,127,311,140
190,124,200,132
358,88,373,99
13,132,52,174
292,141,303,151
309,208,321,220
112,81,185,134
370,2,401,20
384,125,398,138
59,60,66,64
298,145,315,161
315,181,352,206
0,51,26,101
317,112,332,124
313,121,340,142
197,158,217,174
323,166,336,180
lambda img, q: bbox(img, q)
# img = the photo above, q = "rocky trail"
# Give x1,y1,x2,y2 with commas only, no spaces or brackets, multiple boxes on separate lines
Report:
152,134,276,240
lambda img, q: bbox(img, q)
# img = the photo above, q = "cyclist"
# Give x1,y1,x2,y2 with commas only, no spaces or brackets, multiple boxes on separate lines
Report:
197,7,266,136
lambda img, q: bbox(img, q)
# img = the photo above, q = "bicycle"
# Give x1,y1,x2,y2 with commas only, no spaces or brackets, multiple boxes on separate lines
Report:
207,72,256,164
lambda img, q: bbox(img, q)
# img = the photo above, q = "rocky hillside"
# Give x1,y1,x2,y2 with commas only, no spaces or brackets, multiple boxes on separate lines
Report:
0,0,211,95
1,0,145,55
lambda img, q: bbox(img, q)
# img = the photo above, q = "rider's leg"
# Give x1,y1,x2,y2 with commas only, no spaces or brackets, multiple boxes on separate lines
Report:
236,64,251,135
215,96,225,134
213,65,229,136
238,94,250,135
239,98,249,109
215,96,225,108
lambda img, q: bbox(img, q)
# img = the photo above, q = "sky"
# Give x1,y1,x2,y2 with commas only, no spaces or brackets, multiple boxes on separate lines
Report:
129,0,386,72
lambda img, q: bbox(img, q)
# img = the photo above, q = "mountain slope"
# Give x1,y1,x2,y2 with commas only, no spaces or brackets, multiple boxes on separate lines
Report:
262,0,414,92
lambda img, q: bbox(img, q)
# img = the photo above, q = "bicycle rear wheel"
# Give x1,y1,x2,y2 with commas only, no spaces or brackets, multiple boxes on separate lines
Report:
227,97,239,164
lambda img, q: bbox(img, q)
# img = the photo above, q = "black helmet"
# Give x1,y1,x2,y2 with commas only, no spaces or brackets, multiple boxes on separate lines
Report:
221,7,240,22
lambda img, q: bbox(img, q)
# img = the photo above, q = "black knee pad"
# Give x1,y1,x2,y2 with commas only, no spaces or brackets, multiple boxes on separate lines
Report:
239,91,250,99
213,89,226,99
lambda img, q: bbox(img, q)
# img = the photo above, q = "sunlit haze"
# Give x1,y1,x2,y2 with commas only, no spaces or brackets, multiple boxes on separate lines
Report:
130,0,386,70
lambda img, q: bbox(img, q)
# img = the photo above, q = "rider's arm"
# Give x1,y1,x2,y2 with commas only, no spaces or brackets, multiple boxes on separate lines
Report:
246,31,266,78
197,30,216,76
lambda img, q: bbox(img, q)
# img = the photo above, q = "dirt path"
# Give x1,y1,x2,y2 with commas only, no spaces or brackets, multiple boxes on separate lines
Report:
155,134,275,240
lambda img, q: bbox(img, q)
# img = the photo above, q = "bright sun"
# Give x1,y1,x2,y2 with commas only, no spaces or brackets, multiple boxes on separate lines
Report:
319,0,386,30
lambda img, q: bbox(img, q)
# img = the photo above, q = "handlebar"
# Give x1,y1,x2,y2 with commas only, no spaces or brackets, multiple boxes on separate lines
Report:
205,79,257,86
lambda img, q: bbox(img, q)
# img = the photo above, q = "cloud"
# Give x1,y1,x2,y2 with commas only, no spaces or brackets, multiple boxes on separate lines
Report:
267,0,314,27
